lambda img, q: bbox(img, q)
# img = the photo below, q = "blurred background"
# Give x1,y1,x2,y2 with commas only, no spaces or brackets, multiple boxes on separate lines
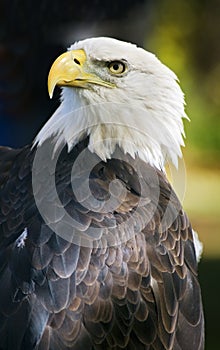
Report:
0,0,219,348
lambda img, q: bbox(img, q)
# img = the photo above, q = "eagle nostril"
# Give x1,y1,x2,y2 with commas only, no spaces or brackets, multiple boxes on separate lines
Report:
74,58,81,65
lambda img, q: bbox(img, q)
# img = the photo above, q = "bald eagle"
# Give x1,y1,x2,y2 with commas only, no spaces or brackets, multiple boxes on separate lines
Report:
0,37,204,350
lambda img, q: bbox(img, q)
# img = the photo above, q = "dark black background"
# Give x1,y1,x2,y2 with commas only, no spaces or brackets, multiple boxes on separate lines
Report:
0,0,151,147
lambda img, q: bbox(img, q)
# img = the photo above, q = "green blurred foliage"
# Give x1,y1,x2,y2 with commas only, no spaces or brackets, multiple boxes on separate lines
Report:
145,0,220,262
146,0,220,168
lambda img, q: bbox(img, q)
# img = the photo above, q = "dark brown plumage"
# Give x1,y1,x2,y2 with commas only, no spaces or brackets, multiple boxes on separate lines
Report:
0,136,204,349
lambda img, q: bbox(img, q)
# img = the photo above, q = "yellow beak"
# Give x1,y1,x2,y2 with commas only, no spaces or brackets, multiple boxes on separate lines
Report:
48,49,114,98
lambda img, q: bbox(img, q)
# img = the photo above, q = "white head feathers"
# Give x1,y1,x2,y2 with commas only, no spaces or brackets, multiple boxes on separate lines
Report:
35,37,187,169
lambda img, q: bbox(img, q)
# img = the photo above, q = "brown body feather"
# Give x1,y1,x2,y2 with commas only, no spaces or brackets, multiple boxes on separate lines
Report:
0,137,204,349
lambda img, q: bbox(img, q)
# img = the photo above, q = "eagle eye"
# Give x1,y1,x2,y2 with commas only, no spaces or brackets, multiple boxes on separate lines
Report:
108,61,127,75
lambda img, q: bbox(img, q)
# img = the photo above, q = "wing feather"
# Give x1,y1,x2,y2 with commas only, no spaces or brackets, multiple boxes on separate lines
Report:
0,140,204,349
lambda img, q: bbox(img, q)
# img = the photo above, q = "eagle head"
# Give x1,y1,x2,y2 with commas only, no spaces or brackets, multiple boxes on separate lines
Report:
35,37,187,169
